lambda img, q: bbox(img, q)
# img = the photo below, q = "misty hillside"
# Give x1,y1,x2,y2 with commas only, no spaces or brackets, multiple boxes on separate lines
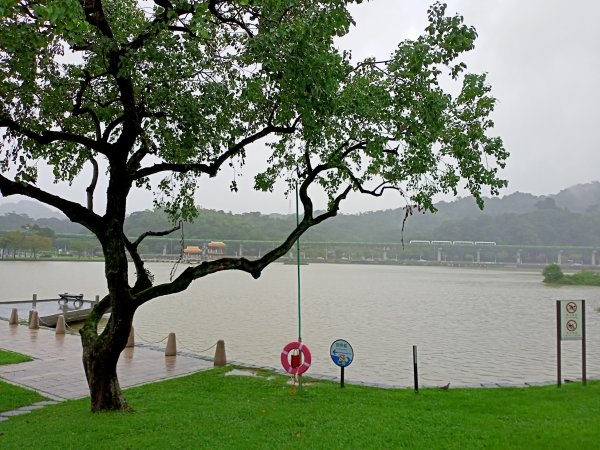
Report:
0,200,65,220
553,182,600,212
1,181,600,245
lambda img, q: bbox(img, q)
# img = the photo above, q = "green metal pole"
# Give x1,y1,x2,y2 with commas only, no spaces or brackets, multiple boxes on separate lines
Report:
295,181,302,342
295,181,303,391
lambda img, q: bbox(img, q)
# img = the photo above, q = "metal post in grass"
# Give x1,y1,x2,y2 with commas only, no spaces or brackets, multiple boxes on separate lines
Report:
556,301,561,387
556,300,586,387
295,180,303,391
582,301,587,385
413,345,419,393
330,339,353,388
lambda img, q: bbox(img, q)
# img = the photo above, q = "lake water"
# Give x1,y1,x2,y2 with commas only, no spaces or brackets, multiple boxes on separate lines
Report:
1,261,599,387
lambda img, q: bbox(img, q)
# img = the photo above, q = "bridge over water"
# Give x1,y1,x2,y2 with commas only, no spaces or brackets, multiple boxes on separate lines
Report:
50,232,600,266
140,237,600,266
405,241,600,266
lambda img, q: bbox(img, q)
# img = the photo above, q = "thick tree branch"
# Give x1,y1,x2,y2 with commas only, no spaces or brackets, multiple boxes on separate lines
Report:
80,0,114,39
73,70,102,141
340,141,367,159
153,0,173,9
208,0,254,37
125,110,169,174
127,0,213,51
81,294,111,334
0,115,109,155
348,59,393,76
102,116,124,142
167,25,192,34
124,223,182,292
345,172,403,197
124,238,152,292
86,155,99,211
131,223,181,248
133,162,350,306
132,121,299,180
0,174,104,234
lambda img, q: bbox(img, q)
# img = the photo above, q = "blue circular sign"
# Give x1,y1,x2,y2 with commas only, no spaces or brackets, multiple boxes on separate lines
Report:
330,339,354,367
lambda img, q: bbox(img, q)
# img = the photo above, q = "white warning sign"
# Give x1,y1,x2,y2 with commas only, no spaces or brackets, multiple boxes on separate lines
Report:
560,300,583,341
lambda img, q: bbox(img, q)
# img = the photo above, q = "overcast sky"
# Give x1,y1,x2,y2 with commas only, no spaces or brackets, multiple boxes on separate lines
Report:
1,0,598,215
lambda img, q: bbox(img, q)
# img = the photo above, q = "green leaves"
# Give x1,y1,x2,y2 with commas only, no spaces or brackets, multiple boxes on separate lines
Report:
0,0,507,222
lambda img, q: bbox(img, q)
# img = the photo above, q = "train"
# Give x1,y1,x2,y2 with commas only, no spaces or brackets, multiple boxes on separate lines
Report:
408,240,497,246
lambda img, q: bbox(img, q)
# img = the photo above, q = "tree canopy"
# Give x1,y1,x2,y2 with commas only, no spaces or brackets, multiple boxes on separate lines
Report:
0,0,507,411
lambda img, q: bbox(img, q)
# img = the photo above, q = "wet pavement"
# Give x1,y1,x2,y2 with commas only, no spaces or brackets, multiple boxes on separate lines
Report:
0,321,214,401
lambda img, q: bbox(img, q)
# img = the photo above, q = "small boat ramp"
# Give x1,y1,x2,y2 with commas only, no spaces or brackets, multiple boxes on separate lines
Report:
0,294,102,327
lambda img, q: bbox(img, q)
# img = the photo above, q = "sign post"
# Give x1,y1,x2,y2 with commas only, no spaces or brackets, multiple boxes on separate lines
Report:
413,345,419,393
556,300,586,387
330,339,354,388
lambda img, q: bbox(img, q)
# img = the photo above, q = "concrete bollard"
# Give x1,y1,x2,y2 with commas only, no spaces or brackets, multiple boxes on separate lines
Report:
55,315,66,335
29,310,39,330
9,308,18,325
126,326,135,348
165,332,177,356
214,340,227,367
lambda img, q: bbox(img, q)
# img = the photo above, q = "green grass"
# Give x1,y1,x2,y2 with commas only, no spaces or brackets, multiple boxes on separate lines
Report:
542,263,600,286
0,367,599,449
559,271,600,286
0,379,46,414
0,348,33,366
0,349,45,413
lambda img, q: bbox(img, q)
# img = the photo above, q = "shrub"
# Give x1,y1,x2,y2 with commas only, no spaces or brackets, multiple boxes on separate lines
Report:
542,264,564,283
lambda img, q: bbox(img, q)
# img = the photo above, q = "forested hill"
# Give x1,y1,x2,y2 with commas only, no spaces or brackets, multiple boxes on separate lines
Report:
1,182,600,246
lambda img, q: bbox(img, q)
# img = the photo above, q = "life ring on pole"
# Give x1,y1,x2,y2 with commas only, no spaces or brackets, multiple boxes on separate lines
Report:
281,341,312,375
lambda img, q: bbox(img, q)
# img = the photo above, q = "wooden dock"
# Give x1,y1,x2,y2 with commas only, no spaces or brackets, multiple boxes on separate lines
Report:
0,296,104,327
38,308,95,327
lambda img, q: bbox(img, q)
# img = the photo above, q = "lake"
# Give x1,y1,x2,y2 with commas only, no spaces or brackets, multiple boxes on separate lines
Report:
1,261,599,387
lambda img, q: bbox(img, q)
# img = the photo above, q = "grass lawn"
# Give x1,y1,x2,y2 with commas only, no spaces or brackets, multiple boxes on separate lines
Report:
0,349,46,413
0,367,599,449
0,348,32,365
0,380,46,414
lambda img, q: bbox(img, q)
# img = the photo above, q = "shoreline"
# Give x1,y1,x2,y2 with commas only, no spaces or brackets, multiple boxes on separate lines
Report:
2,318,596,390
2,320,593,391
2,256,595,273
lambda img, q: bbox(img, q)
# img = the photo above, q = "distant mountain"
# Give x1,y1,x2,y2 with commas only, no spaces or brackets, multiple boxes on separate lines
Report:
0,199,65,219
1,182,599,246
552,181,600,212
405,182,600,229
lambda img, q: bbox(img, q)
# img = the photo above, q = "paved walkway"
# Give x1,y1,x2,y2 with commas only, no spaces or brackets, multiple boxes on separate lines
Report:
0,322,214,401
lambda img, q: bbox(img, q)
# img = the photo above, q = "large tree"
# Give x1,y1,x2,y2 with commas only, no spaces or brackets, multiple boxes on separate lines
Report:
0,0,508,411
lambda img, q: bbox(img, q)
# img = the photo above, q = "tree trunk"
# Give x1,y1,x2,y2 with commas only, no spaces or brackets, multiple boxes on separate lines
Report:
82,343,129,411
81,307,133,412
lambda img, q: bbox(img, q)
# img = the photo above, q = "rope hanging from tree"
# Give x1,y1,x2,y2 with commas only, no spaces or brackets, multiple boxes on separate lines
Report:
169,220,184,281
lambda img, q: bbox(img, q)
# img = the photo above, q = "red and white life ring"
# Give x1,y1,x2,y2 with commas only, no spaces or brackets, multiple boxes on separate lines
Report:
280,341,312,375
